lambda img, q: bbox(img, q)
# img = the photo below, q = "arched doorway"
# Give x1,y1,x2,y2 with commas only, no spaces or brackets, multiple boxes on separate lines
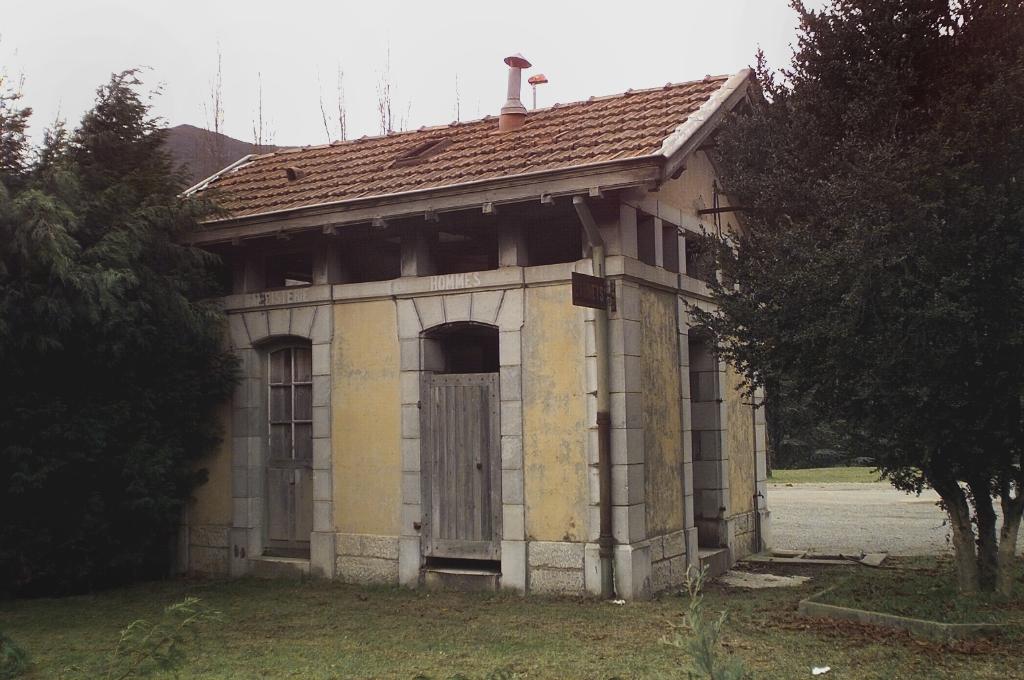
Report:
420,322,502,564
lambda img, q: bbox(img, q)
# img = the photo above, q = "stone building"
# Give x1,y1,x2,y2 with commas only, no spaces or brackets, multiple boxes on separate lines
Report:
180,57,770,599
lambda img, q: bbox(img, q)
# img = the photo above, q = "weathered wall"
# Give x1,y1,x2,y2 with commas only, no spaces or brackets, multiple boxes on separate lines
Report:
522,284,589,542
726,365,755,516
640,287,685,536
191,402,233,527
187,402,233,574
331,300,402,536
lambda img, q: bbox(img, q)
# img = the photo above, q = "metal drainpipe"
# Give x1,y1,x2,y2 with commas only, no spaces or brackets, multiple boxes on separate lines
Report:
752,401,764,553
573,195,615,598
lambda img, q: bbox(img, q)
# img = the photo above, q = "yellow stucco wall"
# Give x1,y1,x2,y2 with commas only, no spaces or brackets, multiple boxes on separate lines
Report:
640,287,685,535
522,284,589,542
726,365,756,515
190,402,233,526
332,300,402,535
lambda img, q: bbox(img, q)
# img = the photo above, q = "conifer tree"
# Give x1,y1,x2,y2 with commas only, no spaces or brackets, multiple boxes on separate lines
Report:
0,71,236,595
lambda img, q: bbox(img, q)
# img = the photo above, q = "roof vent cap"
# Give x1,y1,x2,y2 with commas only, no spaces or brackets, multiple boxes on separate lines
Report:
499,53,532,132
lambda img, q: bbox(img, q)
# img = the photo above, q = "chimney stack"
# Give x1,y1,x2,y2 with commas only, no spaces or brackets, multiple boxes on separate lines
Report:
499,53,531,131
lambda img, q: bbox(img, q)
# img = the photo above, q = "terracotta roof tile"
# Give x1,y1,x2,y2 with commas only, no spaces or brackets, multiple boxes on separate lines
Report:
193,75,731,220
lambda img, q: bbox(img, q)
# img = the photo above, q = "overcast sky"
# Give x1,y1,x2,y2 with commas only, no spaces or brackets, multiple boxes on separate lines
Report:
4,0,819,147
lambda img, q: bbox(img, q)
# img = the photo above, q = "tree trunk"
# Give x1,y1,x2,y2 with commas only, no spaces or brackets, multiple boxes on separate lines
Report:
997,489,1023,597
969,479,999,592
932,477,980,594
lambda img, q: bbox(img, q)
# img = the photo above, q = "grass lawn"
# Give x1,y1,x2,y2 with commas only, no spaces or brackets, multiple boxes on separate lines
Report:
2,559,1021,679
770,466,882,484
819,558,1024,624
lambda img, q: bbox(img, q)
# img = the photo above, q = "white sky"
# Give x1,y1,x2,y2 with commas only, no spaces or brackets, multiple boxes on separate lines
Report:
3,0,817,147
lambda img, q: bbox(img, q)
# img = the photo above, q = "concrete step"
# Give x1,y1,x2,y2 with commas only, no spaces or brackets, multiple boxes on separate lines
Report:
423,567,500,592
698,548,731,578
249,555,310,579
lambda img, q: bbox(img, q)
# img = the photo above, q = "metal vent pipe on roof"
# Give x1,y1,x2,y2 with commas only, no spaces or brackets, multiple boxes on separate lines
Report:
528,73,548,110
499,53,531,131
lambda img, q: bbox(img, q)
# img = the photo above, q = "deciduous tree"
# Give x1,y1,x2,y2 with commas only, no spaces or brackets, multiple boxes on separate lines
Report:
696,0,1024,594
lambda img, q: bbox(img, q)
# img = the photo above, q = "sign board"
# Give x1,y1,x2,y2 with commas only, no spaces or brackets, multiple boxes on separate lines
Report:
571,272,612,310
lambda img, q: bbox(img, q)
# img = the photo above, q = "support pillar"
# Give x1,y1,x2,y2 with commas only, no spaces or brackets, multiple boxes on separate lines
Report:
401,228,436,277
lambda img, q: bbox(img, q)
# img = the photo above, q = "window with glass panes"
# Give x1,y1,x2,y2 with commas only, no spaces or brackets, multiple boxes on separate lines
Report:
268,346,313,462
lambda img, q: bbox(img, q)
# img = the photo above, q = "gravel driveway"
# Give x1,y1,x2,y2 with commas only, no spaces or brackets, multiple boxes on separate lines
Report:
767,482,953,555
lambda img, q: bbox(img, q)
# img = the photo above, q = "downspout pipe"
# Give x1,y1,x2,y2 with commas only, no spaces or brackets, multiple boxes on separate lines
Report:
573,195,615,598
752,403,764,553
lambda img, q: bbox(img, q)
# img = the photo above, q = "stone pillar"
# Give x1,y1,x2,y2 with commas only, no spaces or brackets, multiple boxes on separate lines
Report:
653,217,665,268
241,250,265,293
316,240,350,285
496,289,527,594
401,228,436,277
396,299,426,587
498,222,528,267
753,386,771,550
662,221,681,273
585,279,651,600
678,234,688,278
678,300,699,566
686,322,729,550
618,204,638,259
309,306,335,578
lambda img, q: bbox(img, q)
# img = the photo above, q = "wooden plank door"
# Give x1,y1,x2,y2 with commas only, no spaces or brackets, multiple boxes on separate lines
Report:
266,346,314,556
422,373,501,560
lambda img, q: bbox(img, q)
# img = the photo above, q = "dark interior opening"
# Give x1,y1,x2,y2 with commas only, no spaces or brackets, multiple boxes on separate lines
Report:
424,556,501,572
683,230,715,284
526,214,582,266
266,250,313,288
425,322,499,374
662,221,680,273
637,212,657,266
431,224,499,275
342,236,402,283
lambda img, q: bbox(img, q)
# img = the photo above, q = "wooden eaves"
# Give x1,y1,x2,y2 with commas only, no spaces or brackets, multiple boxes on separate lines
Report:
185,158,662,246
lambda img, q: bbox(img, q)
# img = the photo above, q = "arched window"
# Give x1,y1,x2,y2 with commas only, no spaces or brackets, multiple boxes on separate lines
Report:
268,345,313,461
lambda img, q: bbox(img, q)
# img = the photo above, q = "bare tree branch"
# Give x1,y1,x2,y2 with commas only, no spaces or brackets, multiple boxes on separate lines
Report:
317,70,332,144
251,71,266,152
336,64,347,141
454,73,461,122
376,46,393,134
203,45,225,167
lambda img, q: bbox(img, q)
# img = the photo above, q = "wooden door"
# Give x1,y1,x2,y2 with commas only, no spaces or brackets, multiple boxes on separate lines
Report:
266,346,314,556
422,373,501,560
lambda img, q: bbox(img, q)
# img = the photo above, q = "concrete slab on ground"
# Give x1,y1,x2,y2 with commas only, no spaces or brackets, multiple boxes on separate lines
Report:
719,570,810,589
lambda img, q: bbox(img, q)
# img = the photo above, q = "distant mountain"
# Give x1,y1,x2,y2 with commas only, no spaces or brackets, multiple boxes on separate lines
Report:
164,124,281,186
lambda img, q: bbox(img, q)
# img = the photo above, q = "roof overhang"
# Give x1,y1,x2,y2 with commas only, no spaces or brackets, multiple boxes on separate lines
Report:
186,156,662,246
185,68,755,247
659,68,754,182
